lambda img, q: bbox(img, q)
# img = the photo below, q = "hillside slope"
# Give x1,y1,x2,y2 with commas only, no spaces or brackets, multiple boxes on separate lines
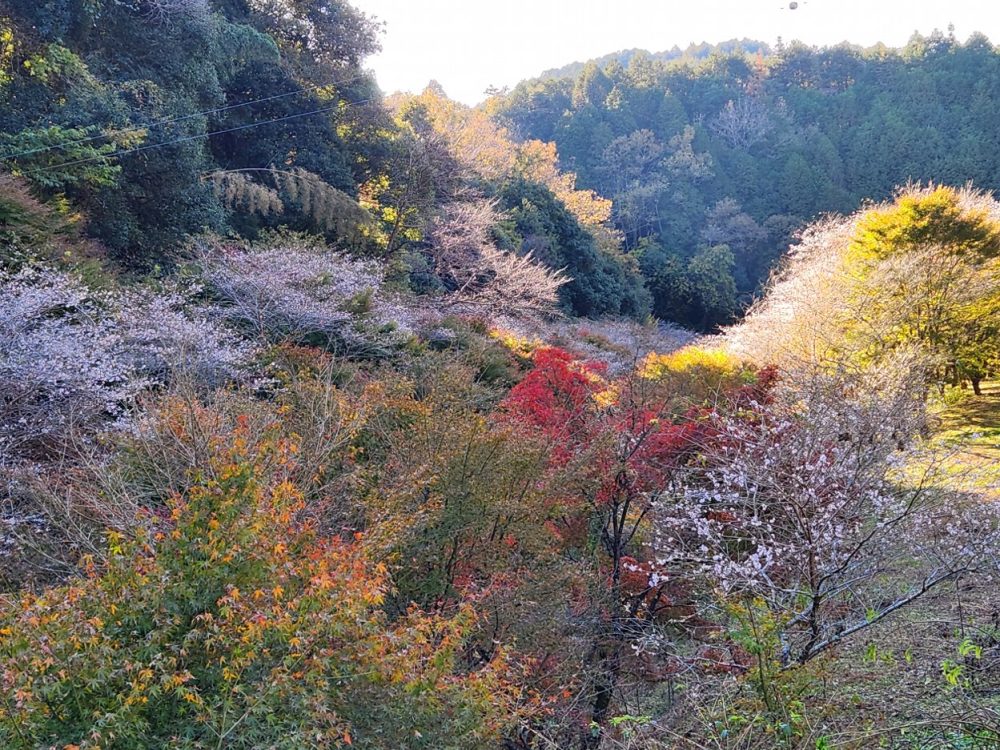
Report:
497,31,1000,328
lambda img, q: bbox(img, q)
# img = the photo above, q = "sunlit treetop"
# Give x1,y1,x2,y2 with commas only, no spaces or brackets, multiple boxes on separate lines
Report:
850,185,1000,261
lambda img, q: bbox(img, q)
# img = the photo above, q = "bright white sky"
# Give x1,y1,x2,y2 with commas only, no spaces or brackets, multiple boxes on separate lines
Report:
352,0,1000,104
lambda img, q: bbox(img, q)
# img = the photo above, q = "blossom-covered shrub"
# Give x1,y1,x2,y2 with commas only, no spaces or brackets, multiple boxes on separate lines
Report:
196,235,411,356
0,268,252,471
658,353,1000,664
728,186,1000,393
1,269,136,468
120,287,253,387
424,199,569,318
1,267,255,584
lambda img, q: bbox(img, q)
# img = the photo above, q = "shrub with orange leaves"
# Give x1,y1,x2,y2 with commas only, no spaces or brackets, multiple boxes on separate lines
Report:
0,430,521,749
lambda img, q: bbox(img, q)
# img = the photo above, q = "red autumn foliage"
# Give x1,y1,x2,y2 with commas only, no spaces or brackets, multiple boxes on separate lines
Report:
499,347,606,457
499,346,710,510
619,556,652,595
695,643,753,675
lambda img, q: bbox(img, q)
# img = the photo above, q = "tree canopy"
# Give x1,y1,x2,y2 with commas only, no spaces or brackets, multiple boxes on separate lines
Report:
496,32,1000,328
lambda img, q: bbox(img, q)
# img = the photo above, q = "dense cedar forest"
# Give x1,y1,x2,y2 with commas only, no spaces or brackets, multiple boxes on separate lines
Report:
496,30,1000,328
1,1,999,749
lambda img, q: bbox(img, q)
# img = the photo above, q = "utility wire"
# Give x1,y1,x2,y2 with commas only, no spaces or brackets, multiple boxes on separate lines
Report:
0,72,371,162
32,97,378,174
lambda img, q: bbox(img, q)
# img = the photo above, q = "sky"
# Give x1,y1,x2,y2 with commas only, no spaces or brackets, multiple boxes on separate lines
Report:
351,0,1000,104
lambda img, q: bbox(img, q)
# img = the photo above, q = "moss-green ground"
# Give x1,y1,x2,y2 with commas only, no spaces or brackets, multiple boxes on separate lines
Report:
931,382,1000,499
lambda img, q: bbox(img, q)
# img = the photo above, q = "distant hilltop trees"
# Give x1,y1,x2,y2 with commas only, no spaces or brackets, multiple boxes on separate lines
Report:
496,30,1000,328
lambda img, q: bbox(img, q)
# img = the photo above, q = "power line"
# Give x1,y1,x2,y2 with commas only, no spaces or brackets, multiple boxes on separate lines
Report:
0,72,372,163
32,97,378,174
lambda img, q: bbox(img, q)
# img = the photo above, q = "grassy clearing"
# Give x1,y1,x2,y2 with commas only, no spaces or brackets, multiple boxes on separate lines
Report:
929,382,1000,499
800,382,1000,748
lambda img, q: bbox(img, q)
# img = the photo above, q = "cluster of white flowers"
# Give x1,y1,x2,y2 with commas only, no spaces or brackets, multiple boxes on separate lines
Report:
197,239,411,356
120,287,254,387
724,214,860,366
652,358,996,663
662,408,910,592
0,268,252,471
1,269,135,467
426,199,569,319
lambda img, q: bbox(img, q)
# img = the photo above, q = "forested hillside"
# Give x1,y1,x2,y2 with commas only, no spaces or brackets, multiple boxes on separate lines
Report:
0,0,387,264
0,0,643,318
538,38,770,81
497,31,1000,327
1,2,999,749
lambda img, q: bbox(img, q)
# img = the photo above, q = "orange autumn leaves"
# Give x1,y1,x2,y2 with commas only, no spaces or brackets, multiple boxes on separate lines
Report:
0,420,522,748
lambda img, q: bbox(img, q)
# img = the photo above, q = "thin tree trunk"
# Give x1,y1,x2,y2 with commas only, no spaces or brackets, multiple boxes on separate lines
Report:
582,639,623,750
